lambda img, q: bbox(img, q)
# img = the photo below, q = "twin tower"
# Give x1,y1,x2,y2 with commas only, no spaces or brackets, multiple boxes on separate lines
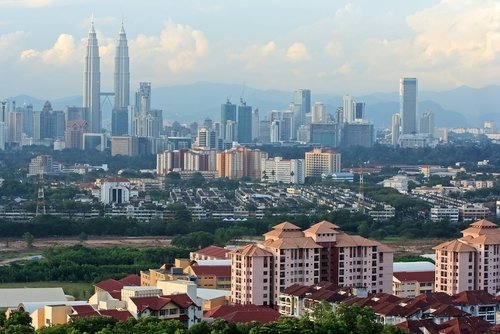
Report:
83,21,129,134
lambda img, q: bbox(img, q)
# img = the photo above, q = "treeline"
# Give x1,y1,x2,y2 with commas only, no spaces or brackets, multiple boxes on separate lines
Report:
0,245,188,283
1,303,404,334
0,208,478,244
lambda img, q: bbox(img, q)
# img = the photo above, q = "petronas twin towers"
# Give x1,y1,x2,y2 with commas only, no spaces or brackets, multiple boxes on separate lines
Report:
83,20,129,133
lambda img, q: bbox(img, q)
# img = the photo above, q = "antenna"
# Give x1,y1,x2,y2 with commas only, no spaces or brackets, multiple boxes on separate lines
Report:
36,173,46,216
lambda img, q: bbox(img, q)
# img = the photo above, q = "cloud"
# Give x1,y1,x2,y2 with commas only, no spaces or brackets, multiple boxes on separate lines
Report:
21,34,77,64
286,42,309,62
0,0,55,8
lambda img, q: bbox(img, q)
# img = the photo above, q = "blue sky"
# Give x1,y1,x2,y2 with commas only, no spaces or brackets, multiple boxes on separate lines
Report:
1,0,499,98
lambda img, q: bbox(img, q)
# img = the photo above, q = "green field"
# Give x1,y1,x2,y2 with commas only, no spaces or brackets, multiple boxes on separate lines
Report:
0,281,94,300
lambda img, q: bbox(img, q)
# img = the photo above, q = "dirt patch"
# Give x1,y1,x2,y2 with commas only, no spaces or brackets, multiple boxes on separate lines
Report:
0,236,172,253
382,238,445,256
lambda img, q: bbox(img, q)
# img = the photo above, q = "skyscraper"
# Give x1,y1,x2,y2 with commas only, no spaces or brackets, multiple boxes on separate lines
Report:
292,89,311,138
112,23,130,136
400,78,417,135
237,100,252,143
419,111,434,136
391,113,401,146
114,23,130,110
311,102,326,123
353,102,365,121
220,99,237,142
343,94,353,123
83,20,101,133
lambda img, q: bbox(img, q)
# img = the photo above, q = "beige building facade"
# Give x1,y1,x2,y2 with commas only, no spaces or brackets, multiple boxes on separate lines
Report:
434,219,500,295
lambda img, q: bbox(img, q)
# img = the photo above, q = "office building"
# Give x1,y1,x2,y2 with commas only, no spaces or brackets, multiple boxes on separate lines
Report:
292,89,311,137
64,106,86,123
8,110,22,145
28,155,53,175
133,83,163,138
83,133,106,151
220,99,237,142
310,123,338,148
400,78,417,135
342,123,374,147
0,122,6,150
343,95,353,123
251,109,259,141
197,126,217,149
353,102,365,121
311,102,326,123
391,113,401,146
19,104,34,137
304,148,341,178
258,120,271,143
65,119,88,150
83,20,101,133
420,111,434,136
434,219,500,295
270,120,281,143
237,100,252,143
111,108,128,136
111,136,138,157
114,23,130,110
34,101,65,142
230,221,393,306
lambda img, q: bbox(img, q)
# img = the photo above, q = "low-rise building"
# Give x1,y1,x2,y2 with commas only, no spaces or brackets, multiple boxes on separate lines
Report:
392,271,435,298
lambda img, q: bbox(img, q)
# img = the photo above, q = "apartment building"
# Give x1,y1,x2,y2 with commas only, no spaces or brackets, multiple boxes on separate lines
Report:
434,219,500,295
304,148,341,178
230,220,393,306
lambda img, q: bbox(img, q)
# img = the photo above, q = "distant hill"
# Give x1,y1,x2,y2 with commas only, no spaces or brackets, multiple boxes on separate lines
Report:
8,82,500,128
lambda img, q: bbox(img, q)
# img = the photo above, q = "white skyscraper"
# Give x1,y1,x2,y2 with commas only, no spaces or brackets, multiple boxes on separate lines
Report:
83,20,101,133
312,102,326,123
343,94,353,123
400,78,418,135
114,24,130,110
391,113,401,146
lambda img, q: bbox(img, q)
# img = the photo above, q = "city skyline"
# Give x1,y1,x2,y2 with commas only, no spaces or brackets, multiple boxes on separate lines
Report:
1,1,499,98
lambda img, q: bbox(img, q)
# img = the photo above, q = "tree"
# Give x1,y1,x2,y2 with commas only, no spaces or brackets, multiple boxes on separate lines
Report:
2,311,34,334
78,232,88,243
22,232,34,249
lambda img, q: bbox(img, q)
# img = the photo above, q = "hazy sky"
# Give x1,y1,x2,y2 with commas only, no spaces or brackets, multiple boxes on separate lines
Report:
1,0,499,98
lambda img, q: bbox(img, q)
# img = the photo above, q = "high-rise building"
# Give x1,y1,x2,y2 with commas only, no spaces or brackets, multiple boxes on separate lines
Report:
261,157,305,184
83,20,101,133
342,123,374,147
230,221,393,306
0,122,6,150
353,102,365,121
114,23,130,110
216,146,263,180
112,136,138,157
112,24,130,136
419,111,434,136
292,89,311,138
251,109,259,141
34,101,65,141
65,119,88,150
197,126,217,149
310,123,338,148
391,113,401,146
343,95,353,123
434,219,500,295
237,100,252,144
8,110,22,145
259,120,271,143
220,99,237,142
270,120,281,143
311,102,326,123
19,104,33,137
400,78,418,135
304,148,341,178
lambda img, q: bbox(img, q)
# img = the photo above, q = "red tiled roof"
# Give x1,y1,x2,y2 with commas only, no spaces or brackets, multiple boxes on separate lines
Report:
396,319,441,334
119,274,141,286
190,265,231,277
95,279,123,293
168,294,195,309
71,305,99,316
206,304,279,324
452,290,497,306
99,309,133,322
429,303,467,318
130,296,171,312
193,246,230,259
394,271,435,282
220,309,280,324
439,316,495,334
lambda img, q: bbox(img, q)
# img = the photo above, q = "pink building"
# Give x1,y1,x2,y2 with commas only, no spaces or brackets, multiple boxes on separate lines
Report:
230,220,394,306
434,219,500,295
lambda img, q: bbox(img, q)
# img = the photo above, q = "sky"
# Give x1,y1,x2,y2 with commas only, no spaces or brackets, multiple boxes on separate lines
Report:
1,0,500,99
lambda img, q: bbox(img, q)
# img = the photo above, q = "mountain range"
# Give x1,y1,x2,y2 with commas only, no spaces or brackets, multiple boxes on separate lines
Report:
8,82,500,129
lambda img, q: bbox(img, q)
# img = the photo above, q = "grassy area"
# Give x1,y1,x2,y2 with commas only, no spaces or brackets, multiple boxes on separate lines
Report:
0,281,94,300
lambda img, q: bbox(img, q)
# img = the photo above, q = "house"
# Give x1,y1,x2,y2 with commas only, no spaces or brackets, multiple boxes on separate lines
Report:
128,294,201,328
190,246,231,260
184,265,231,290
204,304,280,324
393,271,435,297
